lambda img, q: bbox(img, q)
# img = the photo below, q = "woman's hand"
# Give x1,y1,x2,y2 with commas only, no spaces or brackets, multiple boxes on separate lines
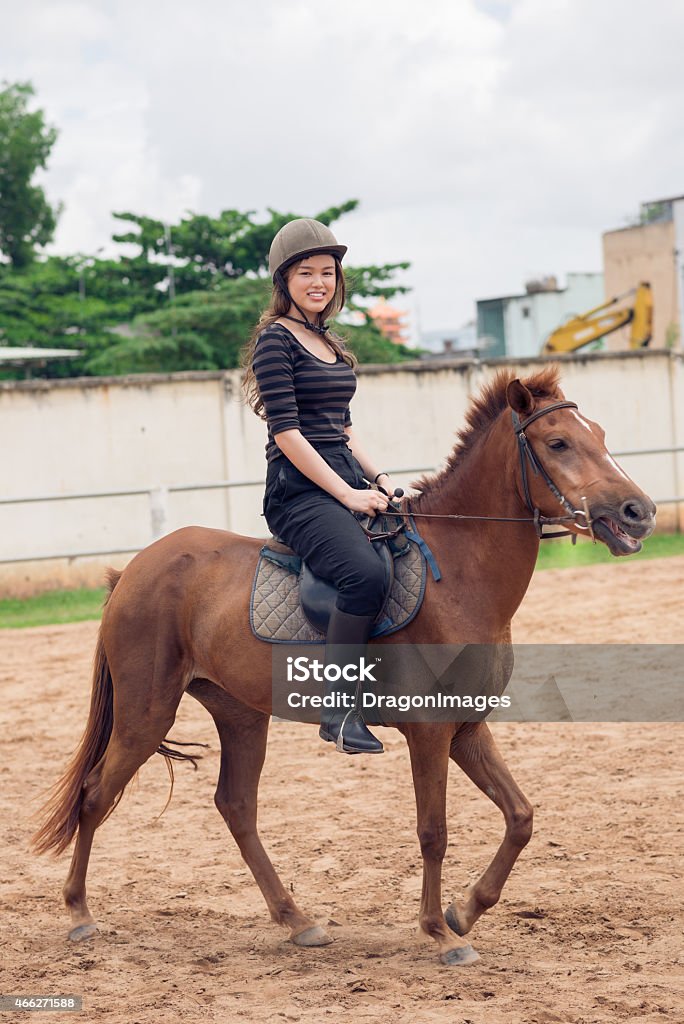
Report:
375,475,399,500
342,485,391,517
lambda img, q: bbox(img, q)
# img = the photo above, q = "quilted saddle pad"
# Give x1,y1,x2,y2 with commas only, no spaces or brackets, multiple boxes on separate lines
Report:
250,537,426,643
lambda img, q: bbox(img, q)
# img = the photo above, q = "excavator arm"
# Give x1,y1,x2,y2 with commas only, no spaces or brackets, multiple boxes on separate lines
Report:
542,282,653,354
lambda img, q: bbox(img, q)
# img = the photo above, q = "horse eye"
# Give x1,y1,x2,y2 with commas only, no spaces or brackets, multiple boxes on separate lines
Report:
548,439,568,451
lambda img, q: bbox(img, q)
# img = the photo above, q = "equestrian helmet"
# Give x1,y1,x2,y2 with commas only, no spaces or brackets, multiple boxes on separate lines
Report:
268,219,347,280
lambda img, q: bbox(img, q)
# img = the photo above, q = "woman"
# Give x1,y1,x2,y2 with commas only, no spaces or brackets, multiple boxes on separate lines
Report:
242,218,398,755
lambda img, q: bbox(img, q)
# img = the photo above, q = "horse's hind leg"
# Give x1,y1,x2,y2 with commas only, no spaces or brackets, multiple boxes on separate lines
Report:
446,722,533,937
188,680,332,948
64,692,180,942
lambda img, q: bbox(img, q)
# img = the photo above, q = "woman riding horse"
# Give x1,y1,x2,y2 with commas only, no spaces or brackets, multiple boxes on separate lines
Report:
33,333,656,964
242,218,399,755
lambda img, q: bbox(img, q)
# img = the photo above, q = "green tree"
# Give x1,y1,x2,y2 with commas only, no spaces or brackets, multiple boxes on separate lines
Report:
88,201,415,374
0,82,61,268
109,200,361,294
86,276,269,375
86,271,415,376
0,256,130,379
0,196,417,378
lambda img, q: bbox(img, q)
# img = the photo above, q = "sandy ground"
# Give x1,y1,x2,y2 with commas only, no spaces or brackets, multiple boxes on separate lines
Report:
1,556,683,1024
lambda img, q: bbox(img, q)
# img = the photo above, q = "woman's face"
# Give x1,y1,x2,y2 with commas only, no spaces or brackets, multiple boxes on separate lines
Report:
286,254,337,319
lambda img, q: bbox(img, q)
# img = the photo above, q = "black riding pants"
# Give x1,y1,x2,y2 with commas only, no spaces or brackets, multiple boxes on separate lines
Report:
262,442,386,617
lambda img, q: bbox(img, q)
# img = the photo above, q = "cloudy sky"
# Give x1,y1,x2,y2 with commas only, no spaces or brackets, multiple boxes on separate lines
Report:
3,0,683,339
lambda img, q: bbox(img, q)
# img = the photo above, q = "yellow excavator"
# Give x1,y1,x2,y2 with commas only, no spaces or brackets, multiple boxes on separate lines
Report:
542,282,653,354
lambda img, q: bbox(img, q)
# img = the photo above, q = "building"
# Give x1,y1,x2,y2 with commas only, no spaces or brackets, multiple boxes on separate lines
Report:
367,298,409,346
419,321,478,357
0,346,82,378
603,195,684,350
476,273,605,358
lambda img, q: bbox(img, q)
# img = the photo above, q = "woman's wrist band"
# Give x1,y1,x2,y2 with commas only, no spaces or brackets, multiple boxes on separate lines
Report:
373,472,390,484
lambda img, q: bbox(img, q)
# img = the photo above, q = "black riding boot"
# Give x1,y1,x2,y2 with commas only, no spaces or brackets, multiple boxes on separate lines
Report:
319,607,384,755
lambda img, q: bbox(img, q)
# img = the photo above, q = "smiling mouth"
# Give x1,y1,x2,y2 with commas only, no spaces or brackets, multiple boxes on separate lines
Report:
591,516,644,556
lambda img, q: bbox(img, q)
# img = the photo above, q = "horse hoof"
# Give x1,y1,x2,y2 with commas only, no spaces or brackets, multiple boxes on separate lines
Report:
445,904,466,936
68,923,99,943
292,925,333,947
440,944,480,967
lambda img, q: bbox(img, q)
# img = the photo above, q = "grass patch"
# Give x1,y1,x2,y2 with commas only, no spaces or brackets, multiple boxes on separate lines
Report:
536,530,684,570
0,587,107,629
1,532,682,628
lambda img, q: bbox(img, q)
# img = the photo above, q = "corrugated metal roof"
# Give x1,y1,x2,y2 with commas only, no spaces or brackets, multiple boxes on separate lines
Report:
0,347,82,363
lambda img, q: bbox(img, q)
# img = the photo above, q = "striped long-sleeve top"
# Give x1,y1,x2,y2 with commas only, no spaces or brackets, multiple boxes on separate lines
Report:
252,323,356,462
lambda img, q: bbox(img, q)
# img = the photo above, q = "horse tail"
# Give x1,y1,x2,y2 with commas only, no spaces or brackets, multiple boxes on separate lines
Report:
32,569,123,856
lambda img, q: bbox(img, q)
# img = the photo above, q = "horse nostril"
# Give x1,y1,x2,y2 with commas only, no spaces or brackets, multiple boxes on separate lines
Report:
621,500,645,522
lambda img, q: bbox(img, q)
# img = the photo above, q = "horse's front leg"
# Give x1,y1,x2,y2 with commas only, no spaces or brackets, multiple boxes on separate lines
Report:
446,722,533,937
405,723,480,966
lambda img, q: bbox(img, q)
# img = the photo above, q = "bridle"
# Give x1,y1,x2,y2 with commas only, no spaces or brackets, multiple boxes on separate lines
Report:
510,400,594,539
371,400,595,542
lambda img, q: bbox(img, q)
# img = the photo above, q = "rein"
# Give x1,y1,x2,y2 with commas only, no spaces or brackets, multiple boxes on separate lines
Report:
375,400,594,541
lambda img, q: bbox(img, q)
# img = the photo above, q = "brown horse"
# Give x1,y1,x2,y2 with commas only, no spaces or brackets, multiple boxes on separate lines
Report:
33,368,655,966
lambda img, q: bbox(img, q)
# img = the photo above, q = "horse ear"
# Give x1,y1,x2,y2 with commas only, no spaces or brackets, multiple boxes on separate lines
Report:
507,379,535,417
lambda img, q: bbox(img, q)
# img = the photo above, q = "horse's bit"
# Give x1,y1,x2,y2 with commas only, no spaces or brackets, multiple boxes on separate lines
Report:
372,400,595,542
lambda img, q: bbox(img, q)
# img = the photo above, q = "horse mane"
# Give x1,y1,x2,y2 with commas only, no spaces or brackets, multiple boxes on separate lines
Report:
410,366,563,508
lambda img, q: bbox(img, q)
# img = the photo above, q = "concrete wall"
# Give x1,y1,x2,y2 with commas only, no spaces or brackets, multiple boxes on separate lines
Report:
603,220,679,350
1,351,681,595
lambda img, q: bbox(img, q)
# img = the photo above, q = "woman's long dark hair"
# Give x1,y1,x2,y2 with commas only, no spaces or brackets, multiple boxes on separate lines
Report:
241,256,356,419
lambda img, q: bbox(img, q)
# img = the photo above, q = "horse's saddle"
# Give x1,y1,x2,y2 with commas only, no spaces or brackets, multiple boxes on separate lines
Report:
250,510,433,643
